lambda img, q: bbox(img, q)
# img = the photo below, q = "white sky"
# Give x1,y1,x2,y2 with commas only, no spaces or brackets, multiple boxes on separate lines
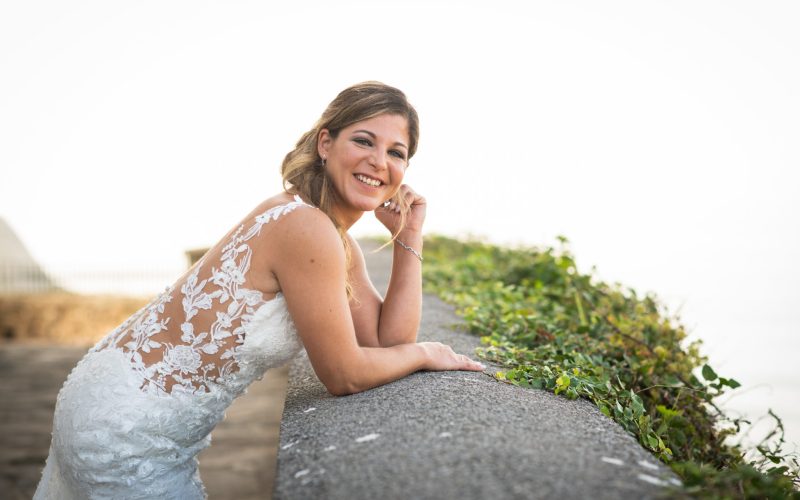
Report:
2,1,799,445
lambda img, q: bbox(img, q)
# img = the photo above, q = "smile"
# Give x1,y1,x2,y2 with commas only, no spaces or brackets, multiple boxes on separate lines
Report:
354,174,383,187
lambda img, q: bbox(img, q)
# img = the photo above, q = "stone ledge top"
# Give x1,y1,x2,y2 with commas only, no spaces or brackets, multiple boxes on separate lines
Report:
273,241,678,500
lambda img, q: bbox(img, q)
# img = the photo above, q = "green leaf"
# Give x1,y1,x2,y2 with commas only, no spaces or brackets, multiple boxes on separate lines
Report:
720,377,741,389
701,364,718,381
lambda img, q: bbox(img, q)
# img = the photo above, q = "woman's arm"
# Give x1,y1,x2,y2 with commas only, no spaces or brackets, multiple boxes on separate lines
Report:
379,228,423,345
272,207,482,396
349,184,427,347
347,230,422,348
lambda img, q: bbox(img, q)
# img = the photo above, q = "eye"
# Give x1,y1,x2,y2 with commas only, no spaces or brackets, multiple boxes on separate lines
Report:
389,149,406,160
353,137,372,147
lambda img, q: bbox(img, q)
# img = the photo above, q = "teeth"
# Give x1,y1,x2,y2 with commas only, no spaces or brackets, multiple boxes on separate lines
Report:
355,174,381,187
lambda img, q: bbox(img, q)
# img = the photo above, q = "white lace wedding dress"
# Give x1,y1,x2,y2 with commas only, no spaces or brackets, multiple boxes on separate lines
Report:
34,196,312,499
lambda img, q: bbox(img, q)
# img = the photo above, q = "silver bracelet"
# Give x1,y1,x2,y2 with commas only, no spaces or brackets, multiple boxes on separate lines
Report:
395,239,423,262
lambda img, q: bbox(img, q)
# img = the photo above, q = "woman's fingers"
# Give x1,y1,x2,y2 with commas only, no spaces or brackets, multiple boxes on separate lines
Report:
405,186,420,205
460,354,485,371
384,185,424,212
451,352,484,371
421,342,485,372
402,185,426,209
393,185,416,213
375,184,427,234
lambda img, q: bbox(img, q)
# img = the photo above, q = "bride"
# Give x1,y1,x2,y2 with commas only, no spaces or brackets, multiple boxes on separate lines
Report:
34,81,484,499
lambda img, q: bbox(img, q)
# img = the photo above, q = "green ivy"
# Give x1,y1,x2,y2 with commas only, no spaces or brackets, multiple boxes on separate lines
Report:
422,235,799,498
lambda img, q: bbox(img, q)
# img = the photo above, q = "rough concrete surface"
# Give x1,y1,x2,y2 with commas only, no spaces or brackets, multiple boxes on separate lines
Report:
274,241,680,500
0,344,287,500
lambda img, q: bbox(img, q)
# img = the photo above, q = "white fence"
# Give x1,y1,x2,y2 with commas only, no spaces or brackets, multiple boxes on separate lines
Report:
0,264,180,296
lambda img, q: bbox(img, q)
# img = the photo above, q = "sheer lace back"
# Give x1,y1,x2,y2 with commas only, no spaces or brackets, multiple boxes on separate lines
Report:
92,195,312,396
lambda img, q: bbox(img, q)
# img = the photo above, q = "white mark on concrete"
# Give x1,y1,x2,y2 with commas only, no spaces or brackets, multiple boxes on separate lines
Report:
323,445,337,452
439,375,491,385
439,432,453,438
281,441,297,450
601,456,624,466
637,474,668,487
638,460,659,470
355,433,380,443
303,407,316,413
294,469,310,479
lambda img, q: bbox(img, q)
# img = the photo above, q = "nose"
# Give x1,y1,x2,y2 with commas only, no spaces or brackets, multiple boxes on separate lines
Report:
370,148,389,171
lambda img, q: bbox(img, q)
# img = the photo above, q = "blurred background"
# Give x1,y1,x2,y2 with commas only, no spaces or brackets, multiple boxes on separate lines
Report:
1,0,798,451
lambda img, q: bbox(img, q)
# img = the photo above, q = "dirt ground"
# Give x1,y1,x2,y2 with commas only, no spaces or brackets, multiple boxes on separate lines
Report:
0,293,147,344
0,343,288,499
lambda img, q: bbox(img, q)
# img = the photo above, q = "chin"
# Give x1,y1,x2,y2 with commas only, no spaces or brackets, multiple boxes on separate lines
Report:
348,194,385,212
356,201,382,212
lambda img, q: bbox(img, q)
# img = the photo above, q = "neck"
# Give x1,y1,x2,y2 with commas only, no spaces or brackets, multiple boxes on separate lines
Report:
331,205,363,231
323,189,364,230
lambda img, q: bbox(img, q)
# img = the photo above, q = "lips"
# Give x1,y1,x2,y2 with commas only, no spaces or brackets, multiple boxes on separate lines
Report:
354,173,383,187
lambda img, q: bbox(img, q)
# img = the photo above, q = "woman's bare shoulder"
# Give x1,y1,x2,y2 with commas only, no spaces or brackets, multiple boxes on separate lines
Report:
247,191,342,261
249,191,306,216
272,205,340,253
267,198,346,295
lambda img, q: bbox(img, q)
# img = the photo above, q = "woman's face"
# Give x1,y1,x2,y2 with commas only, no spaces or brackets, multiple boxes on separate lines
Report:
318,113,409,225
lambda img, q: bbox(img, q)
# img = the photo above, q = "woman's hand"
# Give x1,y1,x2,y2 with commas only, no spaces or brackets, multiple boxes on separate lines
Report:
375,184,426,235
419,342,485,372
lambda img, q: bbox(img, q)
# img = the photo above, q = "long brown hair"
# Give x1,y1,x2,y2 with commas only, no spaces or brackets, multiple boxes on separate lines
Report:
281,81,420,291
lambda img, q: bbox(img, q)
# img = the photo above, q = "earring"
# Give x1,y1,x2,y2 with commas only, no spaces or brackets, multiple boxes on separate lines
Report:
321,156,326,167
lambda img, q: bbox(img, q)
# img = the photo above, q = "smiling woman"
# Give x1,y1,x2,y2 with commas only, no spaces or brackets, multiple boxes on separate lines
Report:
33,81,483,499
281,82,421,254
319,114,410,225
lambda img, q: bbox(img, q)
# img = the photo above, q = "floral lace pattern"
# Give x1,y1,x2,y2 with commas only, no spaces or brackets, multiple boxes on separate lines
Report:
92,195,311,396
34,196,313,499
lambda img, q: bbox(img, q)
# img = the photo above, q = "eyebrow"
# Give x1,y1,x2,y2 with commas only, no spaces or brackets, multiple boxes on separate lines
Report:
352,129,408,150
